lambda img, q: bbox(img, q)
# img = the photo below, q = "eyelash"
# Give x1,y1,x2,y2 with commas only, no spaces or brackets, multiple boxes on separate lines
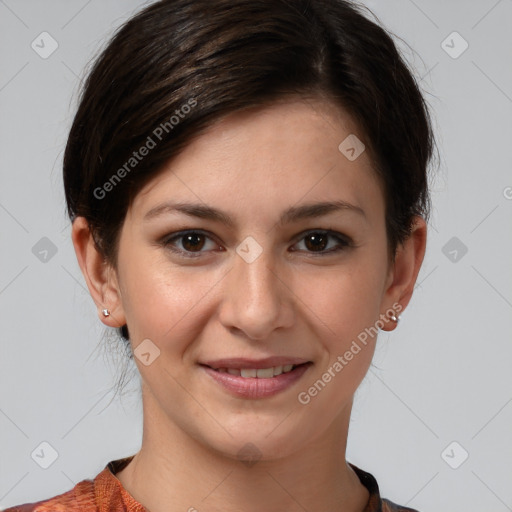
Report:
160,229,353,259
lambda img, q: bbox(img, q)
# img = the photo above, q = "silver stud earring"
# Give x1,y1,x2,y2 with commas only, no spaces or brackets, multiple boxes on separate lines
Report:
102,309,110,317
389,313,400,323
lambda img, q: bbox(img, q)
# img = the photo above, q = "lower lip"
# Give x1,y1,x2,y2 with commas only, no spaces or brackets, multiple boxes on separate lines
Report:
202,364,311,399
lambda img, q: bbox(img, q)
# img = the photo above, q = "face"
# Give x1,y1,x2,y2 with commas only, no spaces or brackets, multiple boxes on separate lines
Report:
103,98,401,460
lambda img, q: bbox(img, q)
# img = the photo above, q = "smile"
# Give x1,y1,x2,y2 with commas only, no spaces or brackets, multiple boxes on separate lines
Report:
201,362,312,399
214,364,296,378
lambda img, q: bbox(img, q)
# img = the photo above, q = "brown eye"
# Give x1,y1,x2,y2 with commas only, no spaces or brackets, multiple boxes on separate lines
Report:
292,230,351,255
162,230,218,258
304,232,329,252
181,233,206,252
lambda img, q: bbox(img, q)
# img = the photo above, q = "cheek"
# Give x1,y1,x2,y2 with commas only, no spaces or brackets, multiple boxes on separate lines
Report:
119,254,221,350
119,231,387,357
292,263,384,414
293,256,387,341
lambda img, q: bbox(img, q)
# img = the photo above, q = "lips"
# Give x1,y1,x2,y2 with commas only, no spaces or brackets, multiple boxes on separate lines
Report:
217,364,296,378
200,357,312,399
201,356,311,370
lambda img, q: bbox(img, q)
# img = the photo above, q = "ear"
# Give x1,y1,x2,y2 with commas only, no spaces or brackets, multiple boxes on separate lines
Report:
379,216,427,332
71,216,126,328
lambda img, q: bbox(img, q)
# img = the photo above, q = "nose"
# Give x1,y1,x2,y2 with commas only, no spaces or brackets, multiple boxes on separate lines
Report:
217,242,294,341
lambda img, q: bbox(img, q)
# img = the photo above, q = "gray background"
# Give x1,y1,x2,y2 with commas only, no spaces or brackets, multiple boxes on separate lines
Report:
1,1,511,510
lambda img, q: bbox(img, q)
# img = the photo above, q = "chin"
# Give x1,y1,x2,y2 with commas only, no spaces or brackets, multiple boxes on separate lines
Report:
192,413,315,464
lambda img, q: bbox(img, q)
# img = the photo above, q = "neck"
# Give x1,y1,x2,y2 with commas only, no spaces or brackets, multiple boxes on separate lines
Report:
115,390,369,512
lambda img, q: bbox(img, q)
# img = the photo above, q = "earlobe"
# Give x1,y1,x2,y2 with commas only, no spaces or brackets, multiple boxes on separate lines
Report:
379,216,427,332
71,216,126,328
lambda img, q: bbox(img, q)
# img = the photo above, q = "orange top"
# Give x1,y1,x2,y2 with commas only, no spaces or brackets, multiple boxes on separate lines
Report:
3,455,420,512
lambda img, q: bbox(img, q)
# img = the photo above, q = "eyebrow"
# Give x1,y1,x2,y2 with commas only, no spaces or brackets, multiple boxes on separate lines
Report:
143,199,366,227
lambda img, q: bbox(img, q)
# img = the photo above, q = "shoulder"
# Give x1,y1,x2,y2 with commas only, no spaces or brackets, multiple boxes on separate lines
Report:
382,498,420,511
348,462,421,512
2,456,139,512
382,498,421,511
2,478,95,512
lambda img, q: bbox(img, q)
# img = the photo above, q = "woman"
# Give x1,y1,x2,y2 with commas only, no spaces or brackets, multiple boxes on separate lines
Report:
6,0,435,510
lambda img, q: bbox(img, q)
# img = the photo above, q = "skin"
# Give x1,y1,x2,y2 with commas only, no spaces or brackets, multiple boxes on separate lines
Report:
72,97,426,512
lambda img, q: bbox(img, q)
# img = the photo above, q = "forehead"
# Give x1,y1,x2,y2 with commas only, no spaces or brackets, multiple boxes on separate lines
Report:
130,98,384,227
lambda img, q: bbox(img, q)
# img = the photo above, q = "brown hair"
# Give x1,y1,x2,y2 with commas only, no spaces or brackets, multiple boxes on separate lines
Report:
63,0,437,393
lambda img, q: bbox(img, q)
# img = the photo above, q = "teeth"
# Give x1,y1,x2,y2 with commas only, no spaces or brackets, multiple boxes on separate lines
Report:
256,367,274,378
273,365,283,376
216,365,297,378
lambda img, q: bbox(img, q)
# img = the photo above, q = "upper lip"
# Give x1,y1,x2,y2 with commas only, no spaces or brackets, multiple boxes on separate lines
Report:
201,357,312,370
